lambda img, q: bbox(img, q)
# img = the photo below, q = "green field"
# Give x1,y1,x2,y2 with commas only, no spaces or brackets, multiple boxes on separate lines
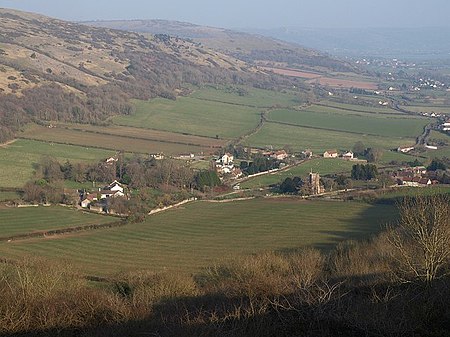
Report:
0,139,114,188
113,97,262,139
19,125,213,155
241,158,356,189
426,130,450,158
268,108,428,138
0,206,114,238
400,105,450,114
0,199,397,275
0,191,21,201
54,123,226,148
190,85,303,108
243,122,414,153
323,101,402,114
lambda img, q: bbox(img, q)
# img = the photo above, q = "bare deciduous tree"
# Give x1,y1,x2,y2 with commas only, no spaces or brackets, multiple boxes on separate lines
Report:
388,194,450,284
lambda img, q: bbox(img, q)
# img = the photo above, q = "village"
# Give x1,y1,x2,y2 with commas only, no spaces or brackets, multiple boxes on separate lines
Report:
75,145,447,214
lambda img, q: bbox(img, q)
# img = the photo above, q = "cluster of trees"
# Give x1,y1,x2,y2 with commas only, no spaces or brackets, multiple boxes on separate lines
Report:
22,155,223,217
351,163,378,180
352,141,383,162
239,156,280,175
0,83,133,141
242,49,354,72
279,176,304,194
427,158,448,171
349,87,374,95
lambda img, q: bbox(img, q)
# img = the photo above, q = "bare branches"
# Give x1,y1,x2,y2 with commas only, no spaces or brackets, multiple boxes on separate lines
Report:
388,194,450,283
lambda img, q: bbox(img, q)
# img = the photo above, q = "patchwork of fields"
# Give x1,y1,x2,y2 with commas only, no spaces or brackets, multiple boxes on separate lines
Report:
1,86,438,189
19,124,218,155
0,199,397,275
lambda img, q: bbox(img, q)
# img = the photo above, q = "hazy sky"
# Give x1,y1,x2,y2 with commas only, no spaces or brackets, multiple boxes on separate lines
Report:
1,0,449,29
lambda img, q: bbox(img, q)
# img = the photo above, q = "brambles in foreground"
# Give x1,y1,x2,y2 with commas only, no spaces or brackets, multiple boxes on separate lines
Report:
2,216,450,337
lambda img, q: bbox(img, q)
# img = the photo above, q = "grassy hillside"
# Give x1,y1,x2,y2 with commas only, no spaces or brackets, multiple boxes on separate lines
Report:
84,19,356,73
268,107,429,138
114,97,262,139
0,139,114,188
0,199,397,275
243,122,413,152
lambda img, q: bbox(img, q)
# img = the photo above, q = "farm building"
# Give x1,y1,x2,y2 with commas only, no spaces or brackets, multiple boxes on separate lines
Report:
397,146,415,153
149,153,165,160
270,150,289,160
398,177,432,187
442,121,450,132
81,194,97,208
323,150,338,158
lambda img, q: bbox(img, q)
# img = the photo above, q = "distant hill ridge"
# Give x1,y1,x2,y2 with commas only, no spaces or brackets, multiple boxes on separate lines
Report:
84,19,356,73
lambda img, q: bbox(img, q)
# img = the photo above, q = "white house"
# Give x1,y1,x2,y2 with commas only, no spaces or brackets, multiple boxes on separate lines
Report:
106,180,124,193
100,189,125,199
397,146,415,153
218,153,234,165
96,181,126,199
342,151,354,160
323,150,338,158
105,157,118,164
442,121,450,132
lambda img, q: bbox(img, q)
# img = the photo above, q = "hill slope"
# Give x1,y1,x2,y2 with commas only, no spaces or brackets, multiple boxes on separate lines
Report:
0,9,278,142
84,19,356,73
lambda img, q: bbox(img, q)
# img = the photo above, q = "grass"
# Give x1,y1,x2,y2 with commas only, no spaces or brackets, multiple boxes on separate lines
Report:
268,108,429,138
243,122,414,153
54,123,226,148
0,139,114,188
379,186,450,200
0,199,397,275
19,125,211,155
380,150,424,164
0,206,114,238
426,130,450,158
113,97,262,139
400,105,450,114
241,158,356,189
190,85,303,108
322,101,401,114
0,191,21,201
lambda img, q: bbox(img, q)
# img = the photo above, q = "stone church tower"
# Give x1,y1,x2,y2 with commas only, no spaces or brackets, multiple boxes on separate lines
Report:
309,170,324,195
